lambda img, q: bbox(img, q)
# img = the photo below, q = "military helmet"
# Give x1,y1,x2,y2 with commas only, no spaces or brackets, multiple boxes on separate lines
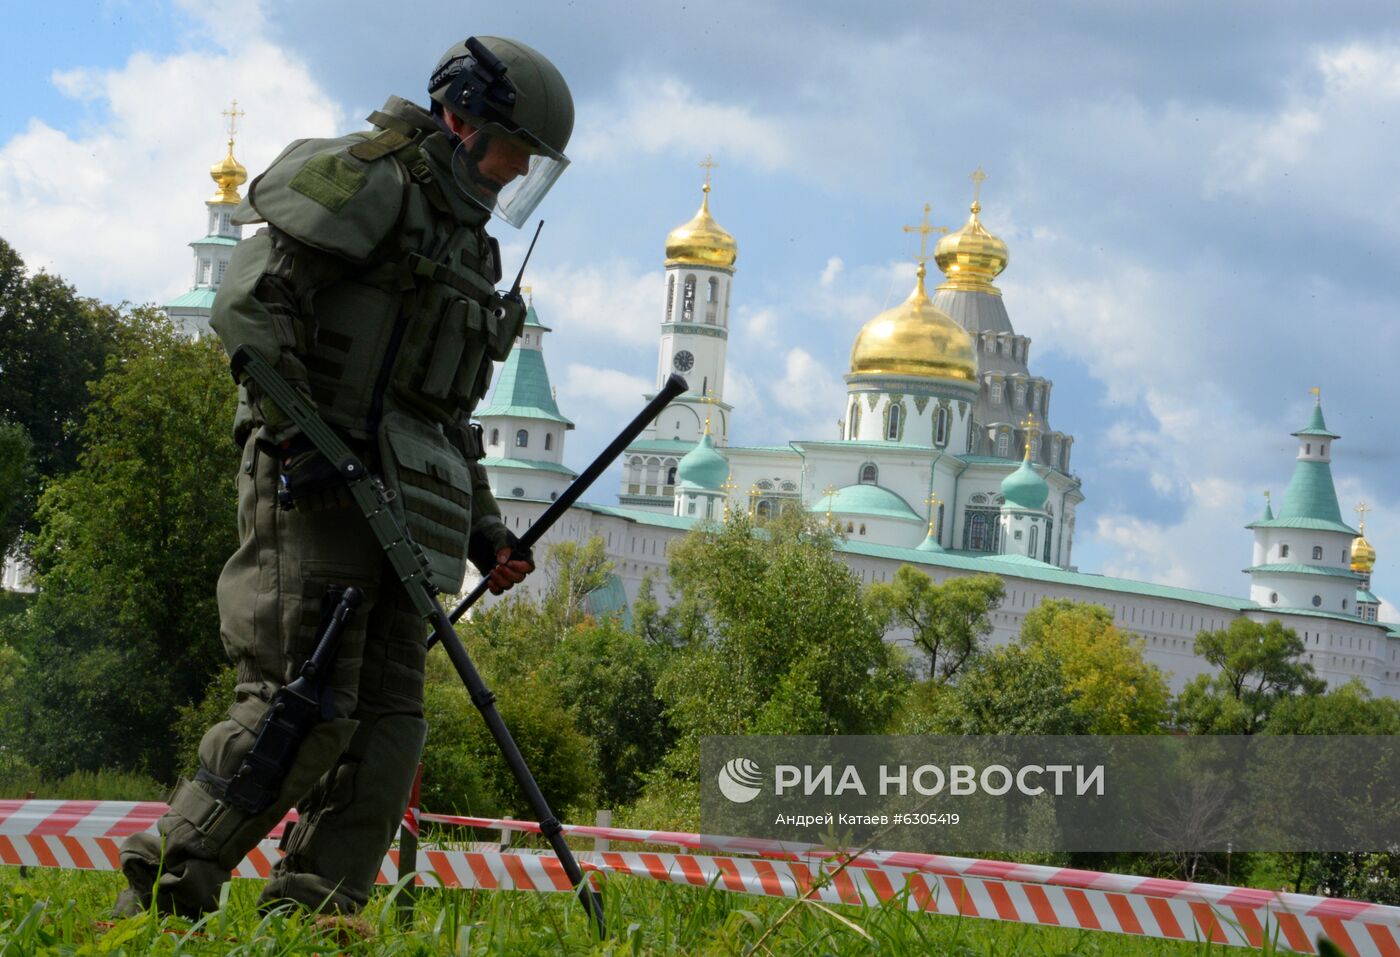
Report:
429,36,574,226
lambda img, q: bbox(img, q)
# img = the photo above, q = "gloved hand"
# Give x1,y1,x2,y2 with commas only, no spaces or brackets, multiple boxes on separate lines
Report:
275,434,347,511
468,527,534,594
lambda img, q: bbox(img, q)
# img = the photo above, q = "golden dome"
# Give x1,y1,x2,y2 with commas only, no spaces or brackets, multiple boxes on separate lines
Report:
934,200,1009,295
209,138,248,205
849,263,976,381
1352,514,1376,574
665,182,737,269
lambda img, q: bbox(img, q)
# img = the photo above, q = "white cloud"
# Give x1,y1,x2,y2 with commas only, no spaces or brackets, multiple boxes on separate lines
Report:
572,76,797,172
820,256,843,287
1209,41,1400,228
529,259,661,348
558,363,650,413
0,38,344,305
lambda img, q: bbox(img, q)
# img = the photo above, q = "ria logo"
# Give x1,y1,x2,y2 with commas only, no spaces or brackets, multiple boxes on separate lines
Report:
717,757,765,803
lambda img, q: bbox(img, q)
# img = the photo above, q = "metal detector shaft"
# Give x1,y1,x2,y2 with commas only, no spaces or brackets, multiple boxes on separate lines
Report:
439,372,689,629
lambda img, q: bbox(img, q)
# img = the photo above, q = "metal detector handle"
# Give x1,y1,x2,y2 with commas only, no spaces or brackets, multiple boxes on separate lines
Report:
437,372,689,632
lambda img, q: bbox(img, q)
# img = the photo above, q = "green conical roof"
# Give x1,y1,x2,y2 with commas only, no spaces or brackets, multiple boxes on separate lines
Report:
523,303,550,331
1276,459,1346,528
1001,455,1049,510
1292,402,1339,439
676,432,729,490
1258,496,1275,522
475,345,573,426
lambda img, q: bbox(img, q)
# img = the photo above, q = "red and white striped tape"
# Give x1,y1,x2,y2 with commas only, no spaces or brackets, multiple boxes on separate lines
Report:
4,800,1398,956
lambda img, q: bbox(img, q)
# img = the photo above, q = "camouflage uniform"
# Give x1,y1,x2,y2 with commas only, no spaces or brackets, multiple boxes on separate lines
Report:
119,93,533,915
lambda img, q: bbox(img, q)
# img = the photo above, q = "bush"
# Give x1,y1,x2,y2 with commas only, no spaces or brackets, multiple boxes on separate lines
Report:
0,767,164,801
420,652,598,820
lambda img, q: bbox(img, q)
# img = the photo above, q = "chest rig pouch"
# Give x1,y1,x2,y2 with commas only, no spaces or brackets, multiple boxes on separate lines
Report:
349,120,522,591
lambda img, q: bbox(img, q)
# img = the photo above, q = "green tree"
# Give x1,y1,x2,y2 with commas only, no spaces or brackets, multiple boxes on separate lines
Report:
1019,600,1170,734
12,311,239,780
655,511,909,775
1174,618,1324,734
542,615,673,805
1262,679,1400,735
0,238,123,544
866,567,1003,682
0,421,33,560
922,643,1092,735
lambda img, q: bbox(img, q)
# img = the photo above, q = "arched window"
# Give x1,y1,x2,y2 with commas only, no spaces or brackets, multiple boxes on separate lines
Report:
995,432,1010,457
756,500,772,519
490,428,500,446
666,466,677,486
511,487,525,497
1311,545,1323,560
706,277,719,322
1028,524,1038,557
1014,382,1026,407
1311,595,1322,608
860,463,878,484
967,512,991,551
687,499,696,515
1280,544,1290,558
515,429,528,448
887,402,902,440
682,275,696,321
544,433,553,451
934,406,949,447
990,381,1003,404
665,275,675,321
1271,592,1279,604
850,402,862,437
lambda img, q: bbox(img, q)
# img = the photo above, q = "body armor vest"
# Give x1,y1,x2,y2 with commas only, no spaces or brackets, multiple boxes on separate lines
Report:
226,101,525,591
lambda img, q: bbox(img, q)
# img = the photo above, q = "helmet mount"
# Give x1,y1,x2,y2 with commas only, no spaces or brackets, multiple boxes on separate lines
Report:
431,38,532,142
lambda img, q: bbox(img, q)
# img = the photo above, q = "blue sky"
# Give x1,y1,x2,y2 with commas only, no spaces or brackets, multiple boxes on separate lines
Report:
1,0,1397,615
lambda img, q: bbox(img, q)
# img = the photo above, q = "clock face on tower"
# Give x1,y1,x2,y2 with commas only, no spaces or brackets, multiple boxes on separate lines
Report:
672,350,695,373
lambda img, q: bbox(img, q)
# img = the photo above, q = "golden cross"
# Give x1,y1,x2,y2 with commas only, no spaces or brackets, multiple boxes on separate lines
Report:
222,99,245,142
925,491,943,535
903,203,948,266
836,418,845,439
1263,489,1271,505
721,473,737,518
1309,386,1321,404
700,154,718,193
521,284,533,304
1356,500,1371,532
970,167,988,205
748,483,762,518
823,483,837,523
1019,412,1040,457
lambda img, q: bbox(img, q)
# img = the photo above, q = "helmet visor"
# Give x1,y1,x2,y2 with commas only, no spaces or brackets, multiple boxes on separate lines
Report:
450,123,569,228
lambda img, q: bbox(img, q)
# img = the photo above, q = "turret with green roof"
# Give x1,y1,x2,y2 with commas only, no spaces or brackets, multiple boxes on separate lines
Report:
1246,394,1363,616
477,296,578,502
1247,398,1357,537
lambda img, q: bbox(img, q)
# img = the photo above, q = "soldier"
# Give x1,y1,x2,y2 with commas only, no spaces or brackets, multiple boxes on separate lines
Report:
115,36,573,917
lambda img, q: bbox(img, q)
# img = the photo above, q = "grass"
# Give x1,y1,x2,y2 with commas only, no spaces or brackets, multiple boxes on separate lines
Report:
0,865,1299,956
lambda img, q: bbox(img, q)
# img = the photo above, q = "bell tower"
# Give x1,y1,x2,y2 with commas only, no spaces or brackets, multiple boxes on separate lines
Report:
651,156,738,445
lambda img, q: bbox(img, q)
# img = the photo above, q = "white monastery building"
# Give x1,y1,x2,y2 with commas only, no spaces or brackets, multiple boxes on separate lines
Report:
40,131,1382,697
470,167,1399,697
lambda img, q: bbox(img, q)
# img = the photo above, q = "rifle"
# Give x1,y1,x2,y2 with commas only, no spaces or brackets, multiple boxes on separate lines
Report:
232,344,686,937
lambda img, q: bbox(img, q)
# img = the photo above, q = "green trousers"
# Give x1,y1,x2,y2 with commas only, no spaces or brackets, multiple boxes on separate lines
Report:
120,433,429,915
